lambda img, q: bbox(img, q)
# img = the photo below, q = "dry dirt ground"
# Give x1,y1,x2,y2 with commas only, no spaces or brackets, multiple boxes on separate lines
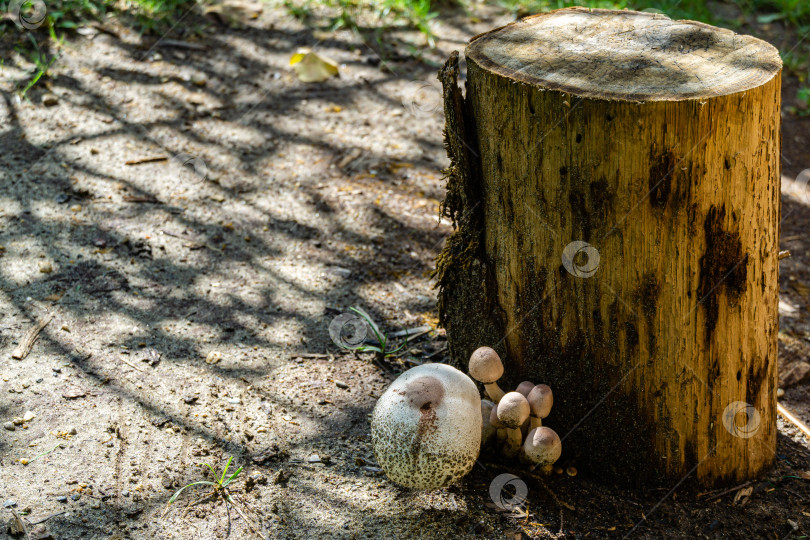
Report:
2,4,810,539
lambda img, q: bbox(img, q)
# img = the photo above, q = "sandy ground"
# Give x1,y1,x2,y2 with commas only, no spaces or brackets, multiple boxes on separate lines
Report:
2,4,810,539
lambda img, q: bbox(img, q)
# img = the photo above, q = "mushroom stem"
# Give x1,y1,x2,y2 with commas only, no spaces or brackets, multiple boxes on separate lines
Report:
483,382,505,403
529,416,542,430
496,392,531,459
489,405,508,446
481,400,496,448
502,428,522,458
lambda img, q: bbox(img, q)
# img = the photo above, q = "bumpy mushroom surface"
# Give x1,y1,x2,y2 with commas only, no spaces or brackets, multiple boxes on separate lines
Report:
497,392,530,458
371,363,481,490
468,347,505,403
527,384,553,429
520,426,562,469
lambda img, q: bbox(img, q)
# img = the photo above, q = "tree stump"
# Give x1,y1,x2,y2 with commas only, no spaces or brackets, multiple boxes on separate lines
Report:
435,7,782,486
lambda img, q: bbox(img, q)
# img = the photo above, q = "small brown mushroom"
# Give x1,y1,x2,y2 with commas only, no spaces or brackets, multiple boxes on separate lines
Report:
516,381,534,397
468,347,506,403
489,403,507,446
516,381,535,436
496,392,530,458
527,384,553,430
520,426,562,470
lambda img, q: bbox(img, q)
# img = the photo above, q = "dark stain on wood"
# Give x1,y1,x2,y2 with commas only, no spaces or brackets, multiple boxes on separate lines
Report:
589,177,614,223
624,320,639,350
568,189,591,239
648,150,676,209
698,205,748,340
746,354,767,406
495,275,664,487
636,272,660,354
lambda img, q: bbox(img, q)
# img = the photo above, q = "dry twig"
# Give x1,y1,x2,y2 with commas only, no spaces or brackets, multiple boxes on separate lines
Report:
119,356,146,372
11,312,53,360
125,156,168,165
778,403,810,440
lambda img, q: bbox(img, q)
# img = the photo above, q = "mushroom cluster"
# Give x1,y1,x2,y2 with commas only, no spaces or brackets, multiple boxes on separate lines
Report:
470,347,562,471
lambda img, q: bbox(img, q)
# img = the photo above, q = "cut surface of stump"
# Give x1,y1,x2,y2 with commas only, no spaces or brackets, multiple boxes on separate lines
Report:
436,7,782,486
468,8,781,100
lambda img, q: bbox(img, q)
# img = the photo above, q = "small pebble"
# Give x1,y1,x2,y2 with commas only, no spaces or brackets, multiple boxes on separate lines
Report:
3,421,15,431
3,499,15,508
19,458,29,465
566,466,577,477
23,411,35,422
38,261,53,274
205,351,222,364
334,380,349,389
70,204,82,213
307,453,321,463
190,73,207,87
56,496,68,503
12,417,24,426
54,193,70,204
777,388,785,398
227,398,240,405
68,426,77,435
122,490,130,497
42,93,59,106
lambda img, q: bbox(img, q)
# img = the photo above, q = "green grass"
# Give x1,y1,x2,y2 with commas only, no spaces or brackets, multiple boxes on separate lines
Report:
2,0,197,32
164,457,266,539
337,306,409,361
168,456,244,505
283,0,440,49
3,0,197,97
44,0,108,30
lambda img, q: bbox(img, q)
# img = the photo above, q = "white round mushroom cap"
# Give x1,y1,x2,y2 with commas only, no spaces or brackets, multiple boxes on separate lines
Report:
468,347,503,384
523,426,562,466
371,363,482,490
496,392,530,429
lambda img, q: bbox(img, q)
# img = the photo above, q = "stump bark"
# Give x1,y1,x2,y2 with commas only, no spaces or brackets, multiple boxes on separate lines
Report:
435,7,782,486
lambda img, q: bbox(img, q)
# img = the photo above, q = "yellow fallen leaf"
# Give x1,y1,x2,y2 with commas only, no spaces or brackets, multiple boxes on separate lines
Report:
204,0,263,25
290,48,339,83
